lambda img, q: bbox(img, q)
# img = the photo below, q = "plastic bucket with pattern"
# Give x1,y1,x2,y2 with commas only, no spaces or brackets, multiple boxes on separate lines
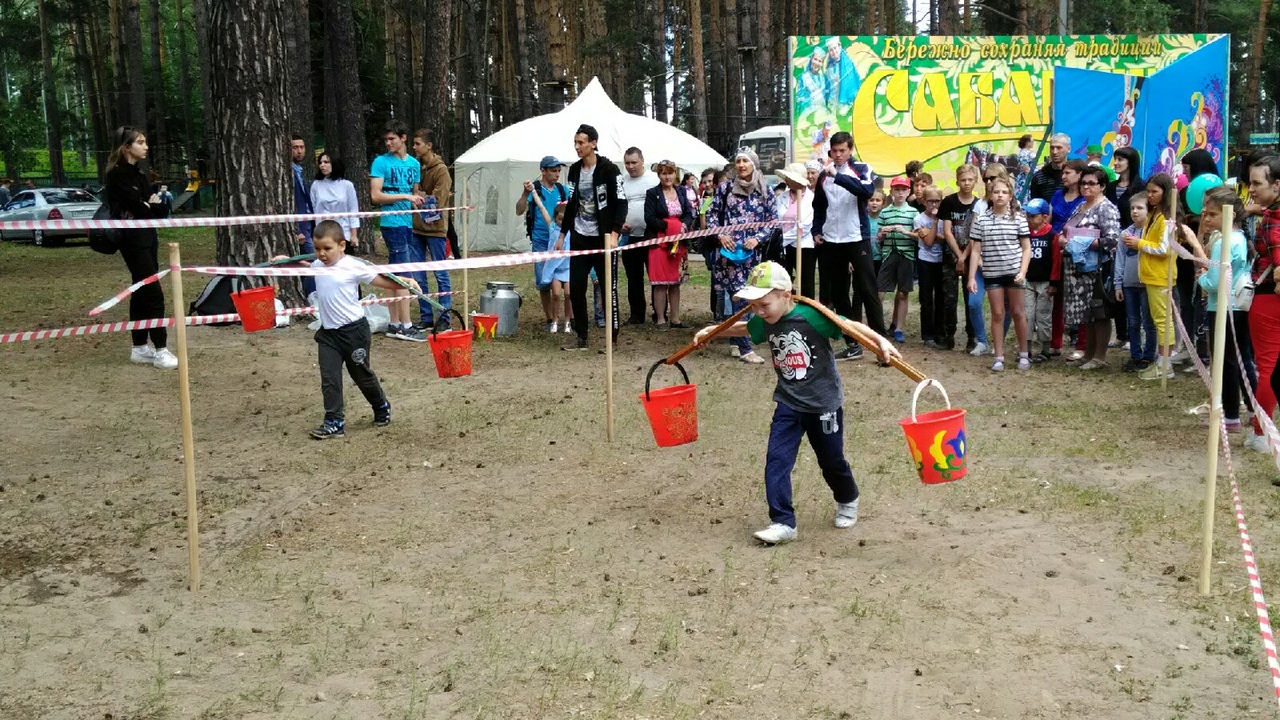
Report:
640,361,698,447
230,286,277,332
899,379,967,484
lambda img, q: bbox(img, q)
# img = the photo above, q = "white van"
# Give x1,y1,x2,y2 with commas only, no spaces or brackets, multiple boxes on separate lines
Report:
737,125,790,187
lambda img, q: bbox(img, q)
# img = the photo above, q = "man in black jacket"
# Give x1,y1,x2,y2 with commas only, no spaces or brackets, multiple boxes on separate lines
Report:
556,124,625,350
1029,133,1070,202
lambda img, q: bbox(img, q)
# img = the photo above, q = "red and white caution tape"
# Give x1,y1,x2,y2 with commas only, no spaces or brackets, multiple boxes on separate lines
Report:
88,269,172,316
185,221,784,278
0,204,475,232
0,293,452,344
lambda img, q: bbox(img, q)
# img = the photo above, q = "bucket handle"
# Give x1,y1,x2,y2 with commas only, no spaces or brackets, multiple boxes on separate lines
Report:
909,379,951,422
431,308,467,339
644,360,690,402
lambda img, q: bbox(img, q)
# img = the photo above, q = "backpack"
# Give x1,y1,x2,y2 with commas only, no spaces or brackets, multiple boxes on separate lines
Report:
189,275,250,325
88,204,121,255
526,183,568,238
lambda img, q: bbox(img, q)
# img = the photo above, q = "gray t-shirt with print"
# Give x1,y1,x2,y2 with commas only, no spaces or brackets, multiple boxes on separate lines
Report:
747,304,844,414
575,164,599,237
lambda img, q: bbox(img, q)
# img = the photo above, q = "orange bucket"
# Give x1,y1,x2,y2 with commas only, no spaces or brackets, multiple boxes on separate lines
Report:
472,313,499,341
428,310,472,378
230,285,277,332
639,361,698,447
899,379,967,484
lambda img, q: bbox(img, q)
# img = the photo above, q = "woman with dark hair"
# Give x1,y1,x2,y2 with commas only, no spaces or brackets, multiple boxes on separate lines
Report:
646,160,697,328
105,126,176,369
1059,165,1122,369
1106,146,1144,229
310,153,361,246
1049,159,1089,357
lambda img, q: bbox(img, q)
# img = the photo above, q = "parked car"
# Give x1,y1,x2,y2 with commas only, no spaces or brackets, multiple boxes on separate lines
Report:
0,187,103,247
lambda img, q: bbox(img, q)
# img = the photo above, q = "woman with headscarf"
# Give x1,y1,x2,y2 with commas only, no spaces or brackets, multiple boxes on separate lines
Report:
1178,148,1220,364
708,149,779,363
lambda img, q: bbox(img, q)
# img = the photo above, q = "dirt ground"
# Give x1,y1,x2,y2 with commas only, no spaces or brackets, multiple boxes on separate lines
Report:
3,231,1280,719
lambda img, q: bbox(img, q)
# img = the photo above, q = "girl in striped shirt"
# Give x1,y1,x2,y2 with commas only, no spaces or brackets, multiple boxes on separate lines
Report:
968,176,1032,371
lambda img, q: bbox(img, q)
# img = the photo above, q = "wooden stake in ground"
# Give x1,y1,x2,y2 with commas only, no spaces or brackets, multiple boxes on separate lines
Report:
168,243,201,592
461,184,470,330
605,233,616,442
1163,221,1177,391
794,213,803,294
1200,204,1235,595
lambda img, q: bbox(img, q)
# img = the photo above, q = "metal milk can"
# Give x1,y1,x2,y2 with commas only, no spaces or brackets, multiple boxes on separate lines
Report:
478,281,522,336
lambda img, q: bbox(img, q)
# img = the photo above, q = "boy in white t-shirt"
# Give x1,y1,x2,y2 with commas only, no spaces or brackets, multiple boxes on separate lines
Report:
280,220,421,439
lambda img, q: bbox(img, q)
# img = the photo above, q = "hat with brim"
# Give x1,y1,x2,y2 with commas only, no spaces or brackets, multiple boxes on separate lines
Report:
775,162,809,188
734,261,792,300
651,159,679,173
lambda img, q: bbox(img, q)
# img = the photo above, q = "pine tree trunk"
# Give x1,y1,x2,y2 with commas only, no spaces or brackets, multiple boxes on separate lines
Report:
707,0,725,152
514,0,533,118
148,0,169,174
652,0,667,121
757,0,773,121
688,0,708,141
421,0,452,136
287,0,314,147
188,0,217,168
73,18,111,183
108,0,127,125
740,2,757,124
38,0,66,186
209,0,299,299
322,0,373,248
123,0,149,130
175,0,194,161
1239,0,1274,145
724,0,743,144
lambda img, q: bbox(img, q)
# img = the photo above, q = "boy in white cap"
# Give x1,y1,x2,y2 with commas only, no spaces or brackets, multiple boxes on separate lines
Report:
694,261,898,545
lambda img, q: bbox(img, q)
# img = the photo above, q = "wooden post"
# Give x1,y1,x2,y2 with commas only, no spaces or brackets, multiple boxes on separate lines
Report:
794,207,803,293
1200,205,1235,595
1163,220,1177,391
168,244,201,592
461,183,470,330
605,234,616,442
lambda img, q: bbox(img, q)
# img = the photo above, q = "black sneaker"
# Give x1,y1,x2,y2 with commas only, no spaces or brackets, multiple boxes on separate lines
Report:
310,420,345,439
562,337,589,351
373,403,392,427
836,345,863,361
1031,352,1050,364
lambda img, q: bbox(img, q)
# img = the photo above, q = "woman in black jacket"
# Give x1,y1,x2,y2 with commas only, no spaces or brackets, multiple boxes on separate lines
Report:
1105,146,1144,230
105,126,175,369
643,159,696,328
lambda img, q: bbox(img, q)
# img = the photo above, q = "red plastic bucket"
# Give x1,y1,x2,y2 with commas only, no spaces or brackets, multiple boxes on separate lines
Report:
639,361,698,447
428,310,472,378
472,313,499,341
899,379,967,484
230,285,277,332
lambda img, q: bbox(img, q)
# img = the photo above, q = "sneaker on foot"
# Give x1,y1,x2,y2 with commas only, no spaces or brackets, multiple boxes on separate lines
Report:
548,321,559,333
152,348,179,369
1078,359,1103,370
1031,352,1050,364
1138,363,1174,381
1066,349,1085,361
740,351,766,364
753,523,797,545
969,341,990,357
373,403,391,427
1016,356,1031,371
835,498,859,529
893,330,906,343
990,358,1004,372
1245,432,1270,454
130,345,156,364
562,337,589,351
310,420,345,439
730,345,742,358
836,345,864,361
923,339,941,350
1169,348,1191,363
399,326,428,343
563,323,575,334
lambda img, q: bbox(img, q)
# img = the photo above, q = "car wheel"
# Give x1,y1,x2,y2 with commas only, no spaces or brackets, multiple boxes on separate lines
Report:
33,229,44,246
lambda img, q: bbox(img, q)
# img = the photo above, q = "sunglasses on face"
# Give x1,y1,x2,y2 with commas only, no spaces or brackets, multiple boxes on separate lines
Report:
1079,180,1100,187
984,176,999,181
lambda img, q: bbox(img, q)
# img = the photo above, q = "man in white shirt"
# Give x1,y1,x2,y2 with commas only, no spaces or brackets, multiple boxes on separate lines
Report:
620,147,658,324
811,131,885,360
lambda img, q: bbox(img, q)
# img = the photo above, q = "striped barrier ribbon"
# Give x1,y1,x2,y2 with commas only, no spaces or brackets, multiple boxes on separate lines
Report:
1,293,454,344
89,269,172,316
0,204,476,232
185,221,785,278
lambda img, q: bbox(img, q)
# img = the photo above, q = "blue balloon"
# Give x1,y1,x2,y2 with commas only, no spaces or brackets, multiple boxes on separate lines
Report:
1186,174,1224,215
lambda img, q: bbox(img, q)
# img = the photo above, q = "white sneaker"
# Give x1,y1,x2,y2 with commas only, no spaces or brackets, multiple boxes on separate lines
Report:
969,341,990,356
130,345,156,364
835,498,859,529
740,351,766,364
1245,432,1271,454
730,345,742,358
753,523,797,545
549,321,559,333
1169,348,1191,363
563,323,574,334
152,347,179,369
990,358,1005,372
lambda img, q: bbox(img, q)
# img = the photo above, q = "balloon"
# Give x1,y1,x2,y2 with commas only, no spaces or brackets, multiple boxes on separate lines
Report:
1175,174,1190,191
1186,174,1224,215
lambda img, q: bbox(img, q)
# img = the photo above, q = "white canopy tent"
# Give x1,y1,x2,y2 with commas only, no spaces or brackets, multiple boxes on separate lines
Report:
455,78,729,253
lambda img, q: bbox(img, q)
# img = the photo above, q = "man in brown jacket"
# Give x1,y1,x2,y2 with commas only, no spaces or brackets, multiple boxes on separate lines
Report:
413,128,454,329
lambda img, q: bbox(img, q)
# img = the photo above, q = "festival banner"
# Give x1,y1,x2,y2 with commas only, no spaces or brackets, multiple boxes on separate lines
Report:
789,34,1227,188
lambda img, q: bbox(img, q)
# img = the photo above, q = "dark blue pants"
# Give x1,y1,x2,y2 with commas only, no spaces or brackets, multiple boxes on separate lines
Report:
765,403,859,528
1123,285,1157,362
382,226,428,319
422,235,452,323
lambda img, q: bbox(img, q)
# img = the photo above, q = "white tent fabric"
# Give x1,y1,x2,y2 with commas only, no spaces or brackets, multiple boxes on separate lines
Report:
455,77,729,253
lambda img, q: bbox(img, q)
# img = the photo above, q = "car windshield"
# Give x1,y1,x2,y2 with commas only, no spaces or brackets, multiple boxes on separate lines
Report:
42,189,98,204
